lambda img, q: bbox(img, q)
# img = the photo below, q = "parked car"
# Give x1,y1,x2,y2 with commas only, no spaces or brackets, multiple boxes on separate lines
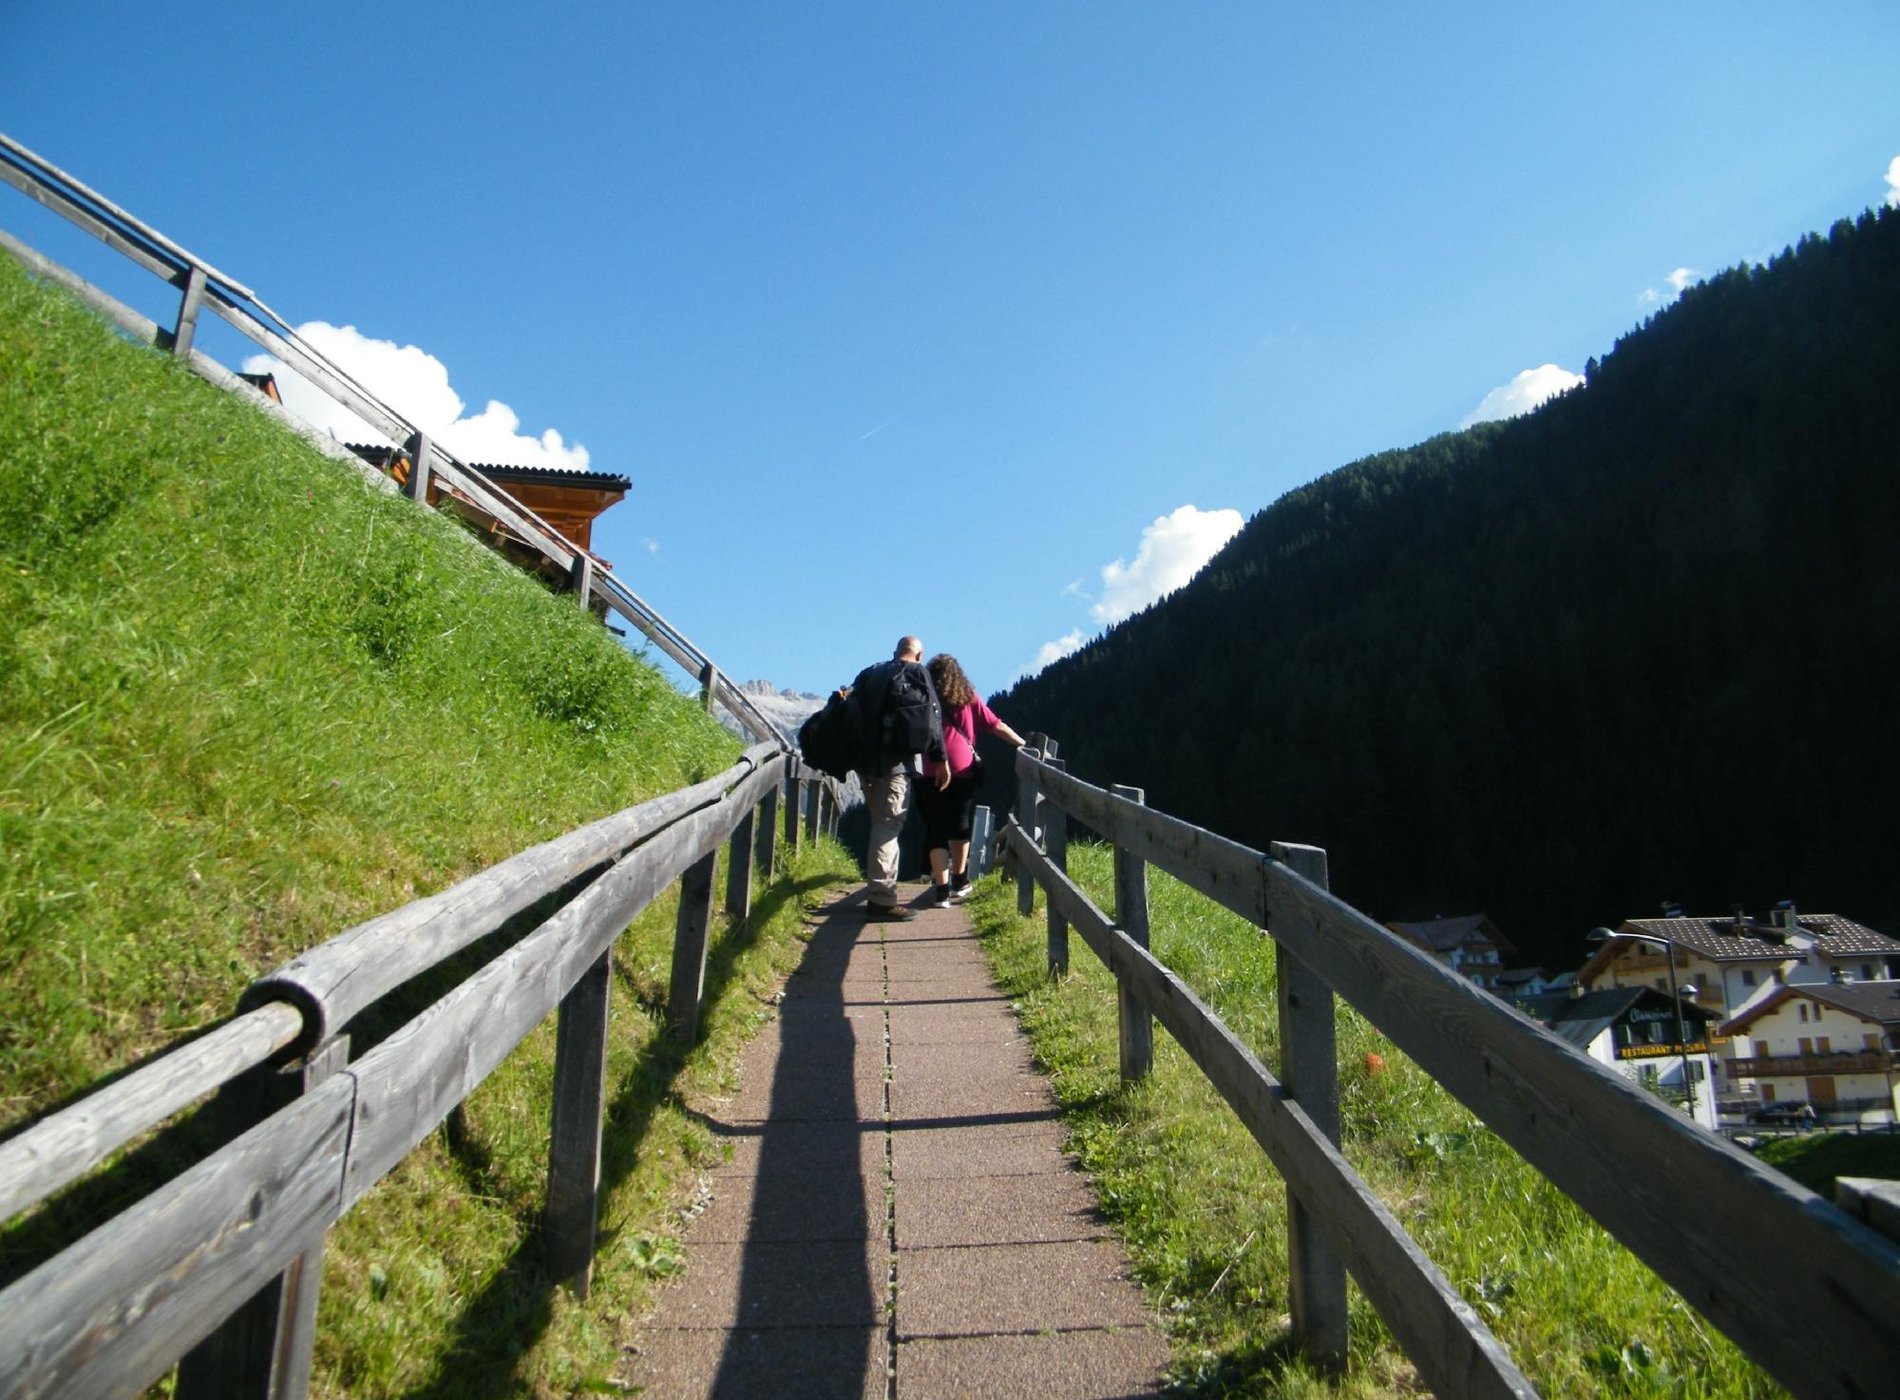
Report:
1750,1102,1816,1125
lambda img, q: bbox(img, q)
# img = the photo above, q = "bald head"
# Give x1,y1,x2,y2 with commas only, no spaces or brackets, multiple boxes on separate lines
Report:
894,635,923,662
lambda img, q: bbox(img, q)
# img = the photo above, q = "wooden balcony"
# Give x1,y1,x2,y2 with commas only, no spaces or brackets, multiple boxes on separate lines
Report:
1726,1050,1896,1078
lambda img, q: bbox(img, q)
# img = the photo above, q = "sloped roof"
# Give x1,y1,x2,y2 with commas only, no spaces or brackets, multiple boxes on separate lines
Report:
1724,979,1900,1034
344,444,630,493
470,462,631,492
1522,987,1715,1051
1623,914,1900,963
1385,914,1515,956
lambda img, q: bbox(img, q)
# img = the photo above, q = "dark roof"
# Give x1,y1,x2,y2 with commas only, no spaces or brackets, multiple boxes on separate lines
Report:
1495,967,1547,989
343,444,630,492
1725,979,1900,1034
470,463,631,492
1621,913,1900,963
1385,914,1514,956
1515,986,1715,1051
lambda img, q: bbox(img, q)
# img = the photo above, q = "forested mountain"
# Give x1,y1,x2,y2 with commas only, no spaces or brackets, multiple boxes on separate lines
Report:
990,206,1900,968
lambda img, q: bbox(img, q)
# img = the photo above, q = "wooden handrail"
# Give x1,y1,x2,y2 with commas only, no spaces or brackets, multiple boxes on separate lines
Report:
1010,745,1900,1400
0,748,792,1398
1006,819,1537,1398
243,742,778,1048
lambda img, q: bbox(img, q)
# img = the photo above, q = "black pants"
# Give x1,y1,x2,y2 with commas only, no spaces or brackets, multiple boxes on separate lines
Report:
918,768,980,852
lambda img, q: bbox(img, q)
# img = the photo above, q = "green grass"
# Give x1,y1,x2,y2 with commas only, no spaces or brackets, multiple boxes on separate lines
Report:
0,253,862,1395
1754,1131,1900,1199
967,847,1783,1398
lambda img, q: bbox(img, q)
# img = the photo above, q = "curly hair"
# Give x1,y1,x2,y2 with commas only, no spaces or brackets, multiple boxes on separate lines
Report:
927,653,976,709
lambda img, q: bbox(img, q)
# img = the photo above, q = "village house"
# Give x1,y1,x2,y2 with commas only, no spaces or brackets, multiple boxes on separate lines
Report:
1578,903,1900,1114
1510,986,1720,1127
1384,915,1514,990
345,443,631,606
1720,980,1900,1127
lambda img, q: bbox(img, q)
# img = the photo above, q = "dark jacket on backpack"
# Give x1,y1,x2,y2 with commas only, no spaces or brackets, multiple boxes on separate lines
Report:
850,658,946,776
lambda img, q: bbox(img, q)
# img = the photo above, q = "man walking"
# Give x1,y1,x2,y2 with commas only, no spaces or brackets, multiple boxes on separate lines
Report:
851,635,947,921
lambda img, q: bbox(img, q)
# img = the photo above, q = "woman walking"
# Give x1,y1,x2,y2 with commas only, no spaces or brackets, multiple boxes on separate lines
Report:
920,653,1026,905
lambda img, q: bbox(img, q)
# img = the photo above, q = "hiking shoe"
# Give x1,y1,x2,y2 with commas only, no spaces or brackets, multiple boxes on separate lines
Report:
867,903,917,922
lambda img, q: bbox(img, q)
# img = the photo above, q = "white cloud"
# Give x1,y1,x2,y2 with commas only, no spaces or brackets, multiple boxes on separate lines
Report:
1459,363,1585,429
1886,155,1900,208
1018,504,1244,679
243,322,590,472
1026,629,1086,675
1638,266,1702,311
1093,505,1244,625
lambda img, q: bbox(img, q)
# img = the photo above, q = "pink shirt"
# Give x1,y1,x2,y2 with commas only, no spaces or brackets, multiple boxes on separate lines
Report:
930,699,1002,777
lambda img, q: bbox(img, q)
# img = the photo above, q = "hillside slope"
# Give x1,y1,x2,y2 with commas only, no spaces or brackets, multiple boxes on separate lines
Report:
0,251,873,1399
997,206,1900,963
0,250,750,1117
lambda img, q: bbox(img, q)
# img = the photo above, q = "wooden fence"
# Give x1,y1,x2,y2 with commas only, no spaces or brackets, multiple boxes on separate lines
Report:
1007,739,1900,1400
0,747,847,1400
0,130,863,1397
0,130,780,745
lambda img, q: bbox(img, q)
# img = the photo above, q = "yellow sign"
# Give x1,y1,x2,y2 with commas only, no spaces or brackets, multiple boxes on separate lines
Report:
1620,1042,1707,1059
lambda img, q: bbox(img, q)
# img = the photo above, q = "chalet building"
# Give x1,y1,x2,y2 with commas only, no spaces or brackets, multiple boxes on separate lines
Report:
1578,904,1900,1111
346,444,631,598
1494,967,1555,997
1384,915,1514,990
1510,986,1719,1127
1720,981,1900,1126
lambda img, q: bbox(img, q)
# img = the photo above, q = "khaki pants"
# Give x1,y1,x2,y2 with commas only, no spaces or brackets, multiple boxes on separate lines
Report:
864,769,911,907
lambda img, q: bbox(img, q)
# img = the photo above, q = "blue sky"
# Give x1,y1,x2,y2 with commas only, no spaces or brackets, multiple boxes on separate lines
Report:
5,4,1897,700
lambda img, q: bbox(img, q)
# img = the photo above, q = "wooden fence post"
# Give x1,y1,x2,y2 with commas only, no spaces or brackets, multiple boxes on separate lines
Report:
568,550,594,610
785,773,804,855
170,265,206,360
402,431,433,504
971,805,993,878
699,663,718,714
668,851,719,1043
1271,840,1347,1372
1111,784,1153,1083
173,1035,349,1400
1016,739,1044,917
544,950,611,1296
1044,757,1069,977
726,806,756,924
756,780,780,878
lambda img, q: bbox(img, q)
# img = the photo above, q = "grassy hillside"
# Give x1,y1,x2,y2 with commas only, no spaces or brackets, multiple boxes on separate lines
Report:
0,253,858,1395
969,856,1781,1398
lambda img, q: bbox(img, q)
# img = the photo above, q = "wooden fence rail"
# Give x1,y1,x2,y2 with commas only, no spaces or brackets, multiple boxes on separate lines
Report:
0,131,785,747
1008,743,1900,1400
0,747,864,1400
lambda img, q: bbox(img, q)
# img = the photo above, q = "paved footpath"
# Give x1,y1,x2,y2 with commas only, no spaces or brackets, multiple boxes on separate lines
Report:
624,882,1168,1399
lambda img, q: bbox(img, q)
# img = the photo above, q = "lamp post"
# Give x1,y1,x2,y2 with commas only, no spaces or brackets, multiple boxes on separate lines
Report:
1589,927,1701,1121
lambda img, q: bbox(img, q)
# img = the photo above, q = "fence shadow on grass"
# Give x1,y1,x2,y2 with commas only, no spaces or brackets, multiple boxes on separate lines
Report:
399,869,839,1400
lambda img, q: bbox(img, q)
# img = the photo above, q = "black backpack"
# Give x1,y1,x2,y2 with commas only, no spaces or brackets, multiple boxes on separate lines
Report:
882,663,936,756
797,688,866,781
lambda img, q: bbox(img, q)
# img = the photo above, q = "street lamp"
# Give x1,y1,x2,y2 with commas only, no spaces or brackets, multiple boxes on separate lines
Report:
1589,927,1699,1118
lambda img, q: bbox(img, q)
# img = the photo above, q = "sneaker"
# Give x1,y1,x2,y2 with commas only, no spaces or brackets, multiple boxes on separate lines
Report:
948,880,975,905
928,883,952,906
867,903,917,922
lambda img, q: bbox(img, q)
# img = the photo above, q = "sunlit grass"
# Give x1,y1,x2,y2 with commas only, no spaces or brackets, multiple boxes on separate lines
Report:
1,254,864,1396
968,846,1781,1398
